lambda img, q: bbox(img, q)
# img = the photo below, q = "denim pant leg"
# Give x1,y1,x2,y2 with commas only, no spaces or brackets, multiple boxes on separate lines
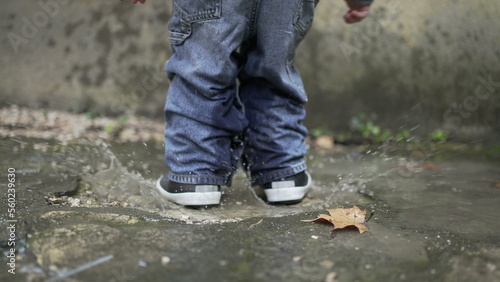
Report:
164,0,254,185
239,0,318,185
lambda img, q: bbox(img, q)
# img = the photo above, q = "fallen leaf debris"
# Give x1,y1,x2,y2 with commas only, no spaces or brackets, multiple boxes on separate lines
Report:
302,205,369,234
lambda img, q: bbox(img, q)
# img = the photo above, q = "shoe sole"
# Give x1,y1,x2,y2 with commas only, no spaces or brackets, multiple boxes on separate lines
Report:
264,171,312,203
155,178,221,206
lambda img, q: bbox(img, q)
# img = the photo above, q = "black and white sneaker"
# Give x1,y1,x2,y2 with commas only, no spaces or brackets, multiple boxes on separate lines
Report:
156,175,222,206
261,171,312,203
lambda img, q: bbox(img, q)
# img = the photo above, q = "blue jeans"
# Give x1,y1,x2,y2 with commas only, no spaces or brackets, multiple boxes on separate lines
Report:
164,0,317,186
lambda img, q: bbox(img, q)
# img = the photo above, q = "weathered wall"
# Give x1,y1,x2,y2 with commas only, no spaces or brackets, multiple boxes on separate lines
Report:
1,0,499,139
1,0,172,117
299,0,500,139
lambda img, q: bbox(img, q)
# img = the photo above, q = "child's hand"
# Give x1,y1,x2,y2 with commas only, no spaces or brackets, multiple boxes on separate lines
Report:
120,0,146,4
343,0,371,24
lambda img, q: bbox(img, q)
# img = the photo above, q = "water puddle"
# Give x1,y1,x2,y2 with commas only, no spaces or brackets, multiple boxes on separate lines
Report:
2,137,498,228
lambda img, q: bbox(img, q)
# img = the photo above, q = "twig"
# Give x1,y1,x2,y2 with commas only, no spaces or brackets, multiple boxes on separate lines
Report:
249,219,263,228
365,210,375,223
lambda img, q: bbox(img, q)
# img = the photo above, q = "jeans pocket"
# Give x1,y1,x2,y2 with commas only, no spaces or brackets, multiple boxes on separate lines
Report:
168,0,222,45
293,0,318,41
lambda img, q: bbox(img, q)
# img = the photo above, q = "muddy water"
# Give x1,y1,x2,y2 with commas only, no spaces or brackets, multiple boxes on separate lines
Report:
1,137,499,281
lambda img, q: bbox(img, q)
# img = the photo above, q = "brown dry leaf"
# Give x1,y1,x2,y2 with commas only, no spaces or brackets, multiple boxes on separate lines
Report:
302,205,369,234
397,161,442,172
493,181,500,188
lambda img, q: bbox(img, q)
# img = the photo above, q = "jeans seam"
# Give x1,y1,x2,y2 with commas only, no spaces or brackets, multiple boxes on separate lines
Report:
247,0,261,38
286,64,308,105
173,0,222,23
293,0,316,37
251,162,307,186
168,172,229,186
169,0,223,45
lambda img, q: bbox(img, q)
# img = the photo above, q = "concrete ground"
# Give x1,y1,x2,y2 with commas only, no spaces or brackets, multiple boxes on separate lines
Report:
1,137,499,281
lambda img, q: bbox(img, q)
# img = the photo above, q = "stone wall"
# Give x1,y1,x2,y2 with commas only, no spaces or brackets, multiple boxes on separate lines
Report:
1,0,171,117
2,0,499,139
300,0,500,139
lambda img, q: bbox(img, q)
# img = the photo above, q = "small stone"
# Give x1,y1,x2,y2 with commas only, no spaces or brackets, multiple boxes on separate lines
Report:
138,259,147,267
161,256,170,266
68,197,81,207
311,235,319,240
180,215,190,222
110,201,120,207
315,135,334,149
293,256,302,262
47,196,64,205
320,260,335,269
324,272,338,282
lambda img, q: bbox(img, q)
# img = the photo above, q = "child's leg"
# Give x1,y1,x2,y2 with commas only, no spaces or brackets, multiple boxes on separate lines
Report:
239,0,318,186
163,0,254,186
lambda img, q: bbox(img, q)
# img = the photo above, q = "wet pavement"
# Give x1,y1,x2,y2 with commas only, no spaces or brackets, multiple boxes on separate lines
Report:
1,137,499,281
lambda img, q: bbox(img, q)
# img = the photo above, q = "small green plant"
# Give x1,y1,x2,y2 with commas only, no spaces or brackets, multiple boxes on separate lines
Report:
104,116,128,134
349,113,393,143
310,127,334,138
312,114,421,145
395,129,411,142
374,129,393,143
104,124,116,133
486,145,500,160
429,129,449,143
336,132,352,143
85,109,99,120
350,113,379,139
